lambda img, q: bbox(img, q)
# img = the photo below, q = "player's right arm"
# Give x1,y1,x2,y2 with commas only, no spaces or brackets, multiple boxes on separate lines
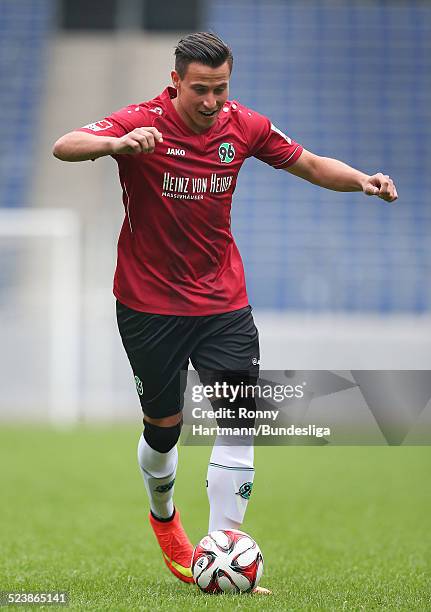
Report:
52,127,163,162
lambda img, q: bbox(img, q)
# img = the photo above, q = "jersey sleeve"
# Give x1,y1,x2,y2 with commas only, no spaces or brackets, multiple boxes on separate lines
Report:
240,107,303,169
75,104,153,138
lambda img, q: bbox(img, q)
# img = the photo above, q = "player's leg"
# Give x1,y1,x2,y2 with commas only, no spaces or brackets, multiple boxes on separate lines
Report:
137,412,182,521
206,380,256,533
191,306,260,533
206,408,255,532
142,411,194,583
140,412,194,583
192,309,272,595
116,300,197,583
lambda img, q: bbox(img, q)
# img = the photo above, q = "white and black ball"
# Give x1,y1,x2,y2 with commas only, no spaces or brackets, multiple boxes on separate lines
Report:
192,529,264,594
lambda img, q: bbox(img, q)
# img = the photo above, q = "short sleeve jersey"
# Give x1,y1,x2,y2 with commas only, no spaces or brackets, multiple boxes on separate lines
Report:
77,87,302,315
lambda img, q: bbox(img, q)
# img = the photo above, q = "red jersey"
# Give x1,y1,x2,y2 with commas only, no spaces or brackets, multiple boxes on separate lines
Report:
77,87,302,315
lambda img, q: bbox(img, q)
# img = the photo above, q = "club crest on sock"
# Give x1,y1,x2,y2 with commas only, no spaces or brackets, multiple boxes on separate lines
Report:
236,481,253,500
154,478,176,493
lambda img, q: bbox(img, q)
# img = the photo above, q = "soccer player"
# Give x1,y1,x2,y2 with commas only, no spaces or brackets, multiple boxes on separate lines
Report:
53,32,398,593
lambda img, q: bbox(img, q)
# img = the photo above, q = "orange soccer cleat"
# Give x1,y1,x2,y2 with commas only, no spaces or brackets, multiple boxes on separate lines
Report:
149,509,194,583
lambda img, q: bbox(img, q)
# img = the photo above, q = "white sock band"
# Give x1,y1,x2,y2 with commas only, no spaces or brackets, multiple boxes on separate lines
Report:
137,433,178,519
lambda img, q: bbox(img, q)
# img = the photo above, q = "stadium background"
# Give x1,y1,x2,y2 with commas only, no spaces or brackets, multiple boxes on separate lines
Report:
0,0,430,422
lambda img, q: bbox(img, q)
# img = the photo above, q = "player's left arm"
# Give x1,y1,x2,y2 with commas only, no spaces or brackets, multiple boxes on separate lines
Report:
285,149,398,202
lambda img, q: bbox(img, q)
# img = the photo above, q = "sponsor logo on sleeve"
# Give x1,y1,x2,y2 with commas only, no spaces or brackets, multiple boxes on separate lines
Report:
83,120,114,132
270,123,291,144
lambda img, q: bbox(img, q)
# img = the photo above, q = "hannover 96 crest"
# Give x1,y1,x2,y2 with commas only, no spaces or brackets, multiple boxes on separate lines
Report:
218,142,235,163
236,482,253,500
134,375,144,396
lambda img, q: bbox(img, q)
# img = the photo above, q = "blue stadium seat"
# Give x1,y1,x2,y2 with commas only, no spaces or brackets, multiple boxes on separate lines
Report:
207,0,431,313
0,0,53,210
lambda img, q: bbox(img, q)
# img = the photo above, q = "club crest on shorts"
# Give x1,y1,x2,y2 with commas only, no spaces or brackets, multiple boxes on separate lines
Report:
236,481,253,500
134,375,144,396
218,142,235,163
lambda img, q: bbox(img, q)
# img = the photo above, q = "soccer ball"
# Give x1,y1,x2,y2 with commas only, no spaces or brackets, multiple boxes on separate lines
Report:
192,529,264,593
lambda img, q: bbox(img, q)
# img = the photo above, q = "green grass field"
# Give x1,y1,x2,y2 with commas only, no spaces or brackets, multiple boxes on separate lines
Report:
0,426,430,611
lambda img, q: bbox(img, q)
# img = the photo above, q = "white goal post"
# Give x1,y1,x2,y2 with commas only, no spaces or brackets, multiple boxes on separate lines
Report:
0,208,81,424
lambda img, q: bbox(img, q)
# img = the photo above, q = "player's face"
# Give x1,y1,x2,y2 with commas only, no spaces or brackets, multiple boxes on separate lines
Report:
171,61,231,133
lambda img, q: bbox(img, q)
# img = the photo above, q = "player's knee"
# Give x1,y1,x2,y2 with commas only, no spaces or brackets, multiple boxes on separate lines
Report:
208,373,258,429
143,418,182,453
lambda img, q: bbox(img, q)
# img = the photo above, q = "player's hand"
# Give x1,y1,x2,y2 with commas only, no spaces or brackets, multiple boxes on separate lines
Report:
362,173,398,203
111,127,163,155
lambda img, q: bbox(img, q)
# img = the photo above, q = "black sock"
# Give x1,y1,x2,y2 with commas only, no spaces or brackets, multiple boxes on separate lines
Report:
151,508,176,522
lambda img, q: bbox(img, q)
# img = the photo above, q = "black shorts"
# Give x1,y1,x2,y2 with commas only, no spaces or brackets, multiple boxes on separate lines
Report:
116,301,260,419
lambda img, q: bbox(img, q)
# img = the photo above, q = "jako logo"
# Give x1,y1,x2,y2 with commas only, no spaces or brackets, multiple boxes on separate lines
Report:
167,148,186,156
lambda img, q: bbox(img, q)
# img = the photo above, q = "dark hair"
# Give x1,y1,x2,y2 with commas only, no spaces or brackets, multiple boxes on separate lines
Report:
174,32,233,79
